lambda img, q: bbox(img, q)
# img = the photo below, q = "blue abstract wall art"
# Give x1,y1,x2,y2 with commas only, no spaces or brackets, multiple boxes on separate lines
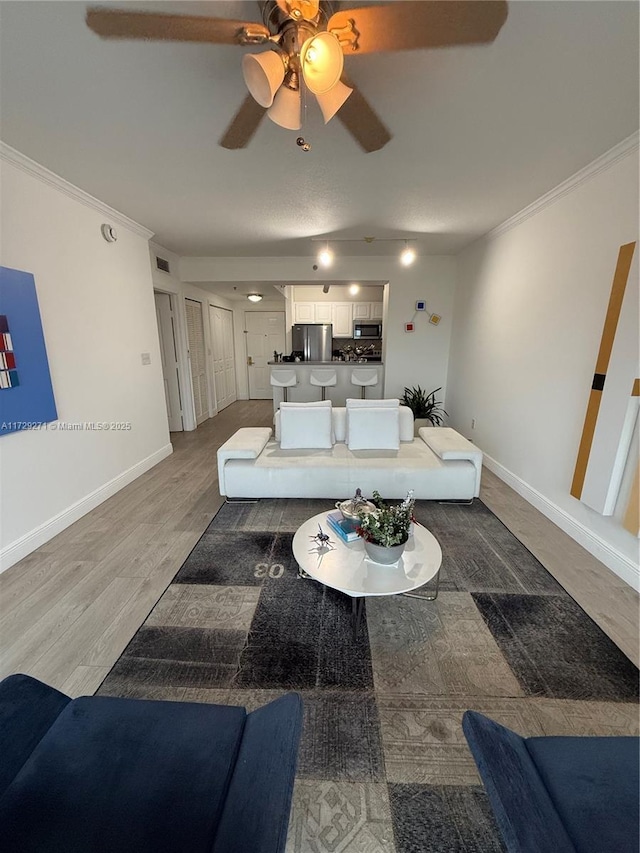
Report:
0,266,58,436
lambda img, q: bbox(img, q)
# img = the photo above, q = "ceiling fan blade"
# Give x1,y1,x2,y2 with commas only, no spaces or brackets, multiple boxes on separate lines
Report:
219,95,267,149
86,8,270,45
336,76,391,153
328,1,508,55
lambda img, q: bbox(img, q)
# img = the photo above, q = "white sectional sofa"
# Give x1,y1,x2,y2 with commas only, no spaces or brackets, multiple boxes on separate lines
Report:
217,404,482,501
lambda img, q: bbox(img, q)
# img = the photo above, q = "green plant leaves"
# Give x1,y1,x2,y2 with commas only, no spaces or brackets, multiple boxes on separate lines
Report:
401,385,448,424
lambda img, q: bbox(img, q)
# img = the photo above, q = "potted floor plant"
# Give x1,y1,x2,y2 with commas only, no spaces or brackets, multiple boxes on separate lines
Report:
357,491,415,564
402,386,448,436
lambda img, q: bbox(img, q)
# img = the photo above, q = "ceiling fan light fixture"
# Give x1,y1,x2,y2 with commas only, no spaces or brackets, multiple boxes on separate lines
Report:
247,293,263,302
300,31,344,95
400,243,416,267
242,50,286,108
267,81,302,130
314,79,353,123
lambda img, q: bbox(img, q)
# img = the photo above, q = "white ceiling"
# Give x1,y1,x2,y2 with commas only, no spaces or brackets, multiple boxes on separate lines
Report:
1,1,638,258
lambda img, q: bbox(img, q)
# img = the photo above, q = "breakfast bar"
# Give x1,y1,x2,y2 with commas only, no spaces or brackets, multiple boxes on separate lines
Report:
268,361,385,409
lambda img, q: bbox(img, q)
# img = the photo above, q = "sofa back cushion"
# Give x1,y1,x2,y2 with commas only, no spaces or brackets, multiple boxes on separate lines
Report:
347,406,401,450
276,404,414,443
279,401,333,449
345,398,400,408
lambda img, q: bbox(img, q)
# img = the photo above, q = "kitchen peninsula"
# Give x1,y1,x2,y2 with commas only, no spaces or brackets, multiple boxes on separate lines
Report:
268,360,384,409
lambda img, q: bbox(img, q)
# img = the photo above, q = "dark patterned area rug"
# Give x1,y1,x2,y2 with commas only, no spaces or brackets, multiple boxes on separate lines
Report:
98,499,639,853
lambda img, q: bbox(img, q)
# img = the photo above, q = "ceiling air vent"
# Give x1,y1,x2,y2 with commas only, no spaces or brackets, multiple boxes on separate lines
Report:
156,256,170,274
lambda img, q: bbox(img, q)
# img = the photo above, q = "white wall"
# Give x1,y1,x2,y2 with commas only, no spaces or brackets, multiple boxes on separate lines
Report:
447,138,639,588
0,150,171,570
181,256,457,402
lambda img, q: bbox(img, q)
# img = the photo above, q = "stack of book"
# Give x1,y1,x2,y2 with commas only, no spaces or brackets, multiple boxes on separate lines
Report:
326,510,361,543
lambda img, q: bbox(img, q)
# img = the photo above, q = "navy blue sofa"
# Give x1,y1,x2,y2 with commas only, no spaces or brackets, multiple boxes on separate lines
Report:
0,674,303,853
462,710,640,853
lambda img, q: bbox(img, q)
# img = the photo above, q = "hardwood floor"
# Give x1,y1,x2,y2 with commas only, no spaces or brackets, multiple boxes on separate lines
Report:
1,401,638,696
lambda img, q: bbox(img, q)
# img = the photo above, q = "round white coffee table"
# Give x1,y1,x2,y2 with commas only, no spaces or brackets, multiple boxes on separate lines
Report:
292,511,443,636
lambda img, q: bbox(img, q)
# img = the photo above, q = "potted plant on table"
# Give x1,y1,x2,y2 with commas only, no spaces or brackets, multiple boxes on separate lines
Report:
357,490,415,564
402,386,448,436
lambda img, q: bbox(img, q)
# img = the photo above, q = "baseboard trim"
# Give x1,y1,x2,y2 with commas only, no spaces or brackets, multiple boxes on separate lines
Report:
0,443,173,573
483,455,640,592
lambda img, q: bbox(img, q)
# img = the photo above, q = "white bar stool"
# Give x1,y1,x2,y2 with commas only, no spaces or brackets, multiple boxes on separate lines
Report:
310,368,337,401
351,368,379,399
270,369,298,403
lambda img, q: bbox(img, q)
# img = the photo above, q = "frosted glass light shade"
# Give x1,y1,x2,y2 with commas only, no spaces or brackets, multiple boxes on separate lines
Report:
242,51,285,108
315,79,353,123
268,85,301,130
301,32,344,95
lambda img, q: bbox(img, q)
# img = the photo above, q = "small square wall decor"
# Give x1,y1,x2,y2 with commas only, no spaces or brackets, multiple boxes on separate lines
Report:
0,267,57,436
405,322,415,333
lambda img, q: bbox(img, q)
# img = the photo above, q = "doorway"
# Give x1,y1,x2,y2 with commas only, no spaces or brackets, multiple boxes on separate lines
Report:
209,304,237,412
245,312,286,399
185,298,208,425
154,291,183,432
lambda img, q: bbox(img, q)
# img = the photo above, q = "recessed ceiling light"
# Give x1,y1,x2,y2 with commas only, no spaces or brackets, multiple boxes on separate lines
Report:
349,283,360,295
247,293,263,302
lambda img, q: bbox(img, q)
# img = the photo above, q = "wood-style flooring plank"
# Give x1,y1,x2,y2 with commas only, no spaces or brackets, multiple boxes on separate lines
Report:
27,576,146,689
61,665,112,698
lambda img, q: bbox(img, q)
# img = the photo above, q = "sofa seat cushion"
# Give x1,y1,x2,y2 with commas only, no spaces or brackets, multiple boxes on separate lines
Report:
526,736,640,853
222,439,477,499
0,695,247,853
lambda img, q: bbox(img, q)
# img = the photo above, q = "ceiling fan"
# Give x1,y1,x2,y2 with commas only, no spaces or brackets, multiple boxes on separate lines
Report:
86,1,508,152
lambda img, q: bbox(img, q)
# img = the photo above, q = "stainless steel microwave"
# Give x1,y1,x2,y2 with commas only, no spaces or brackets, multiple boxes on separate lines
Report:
353,321,382,339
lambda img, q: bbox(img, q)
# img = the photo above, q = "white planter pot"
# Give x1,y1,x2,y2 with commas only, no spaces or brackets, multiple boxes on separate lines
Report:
363,540,406,565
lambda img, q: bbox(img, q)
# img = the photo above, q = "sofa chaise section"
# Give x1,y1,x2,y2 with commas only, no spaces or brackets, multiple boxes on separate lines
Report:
0,673,302,853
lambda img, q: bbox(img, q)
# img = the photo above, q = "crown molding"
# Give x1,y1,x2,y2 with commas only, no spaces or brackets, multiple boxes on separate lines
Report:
0,142,154,240
488,131,640,241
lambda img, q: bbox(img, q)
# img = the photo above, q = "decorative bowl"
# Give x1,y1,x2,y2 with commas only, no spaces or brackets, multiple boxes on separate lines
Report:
335,498,376,521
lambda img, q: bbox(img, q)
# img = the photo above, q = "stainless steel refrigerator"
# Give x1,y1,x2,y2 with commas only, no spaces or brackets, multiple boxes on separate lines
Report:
291,324,333,362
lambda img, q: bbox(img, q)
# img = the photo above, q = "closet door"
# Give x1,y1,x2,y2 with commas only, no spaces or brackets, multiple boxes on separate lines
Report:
185,298,208,424
221,309,237,406
209,305,236,411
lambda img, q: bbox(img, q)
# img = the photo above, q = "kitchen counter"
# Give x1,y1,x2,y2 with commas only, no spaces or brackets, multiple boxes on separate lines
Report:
268,361,385,409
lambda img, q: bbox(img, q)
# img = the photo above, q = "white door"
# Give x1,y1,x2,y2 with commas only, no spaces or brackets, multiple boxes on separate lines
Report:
245,312,286,399
222,309,237,406
185,298,208,425
209,305,237,412
154,292,183,432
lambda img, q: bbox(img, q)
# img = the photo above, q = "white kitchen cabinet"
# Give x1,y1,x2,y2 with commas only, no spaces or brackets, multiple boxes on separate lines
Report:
294,302,315,323
332,303,353,337
314,303,333,323
371,302,383,319
352,302,371,320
